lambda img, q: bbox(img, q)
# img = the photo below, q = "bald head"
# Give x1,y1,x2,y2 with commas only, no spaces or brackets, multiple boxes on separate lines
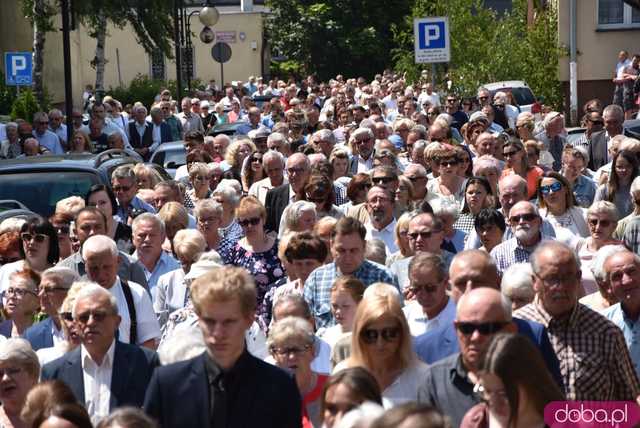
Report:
457,287,512,322
498,174,527,214
450,250,500,302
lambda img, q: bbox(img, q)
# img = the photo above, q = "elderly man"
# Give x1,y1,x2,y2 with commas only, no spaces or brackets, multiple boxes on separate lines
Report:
248,150,287,204
149,106,172,148
346,165,401,224
403,253,455,337
144,267,301,428
111,165,156,223
177,97,204,134
476,87,492,107
20,137,42,157
349,128,376,174
42,283,159,422
57,207,148,287
127,105,154,160
131,213,179,293
515,241,640,400
207,134,229,163
237,106,266,136
264,152,310,233
48,109,68,148
160,100,183,140
602,249,640,377
23,267,79,351
473,132,499,158
534,111,566,171
304,217,397,328
403,163,429,202
82,235,160,348
312,129,336,158
490,201,546,273
266,132,290,157
364,186,397,255
32,111,64,154
589,104,627,171
417,287,515,427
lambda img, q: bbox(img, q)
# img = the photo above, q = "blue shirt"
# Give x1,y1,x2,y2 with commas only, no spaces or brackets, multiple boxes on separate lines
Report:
49,124,68,144
115,196,156,223
132,250,180,294
602,303,640,377
304,260,398,329
33,129,63,154
572,174,597,208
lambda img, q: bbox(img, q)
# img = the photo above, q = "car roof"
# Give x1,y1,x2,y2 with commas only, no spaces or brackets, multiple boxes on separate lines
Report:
483,81,530,91
153,141,185,153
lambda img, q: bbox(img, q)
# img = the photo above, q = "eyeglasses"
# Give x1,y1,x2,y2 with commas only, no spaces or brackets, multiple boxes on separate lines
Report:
588,218,613,228
502,149,521,158
270,344,312,357
407,230,442,240
535,273,578,288
40,286,69,295
21,233,47,243
406,176,427,182
372,176,395,185
238,217,261,227
0,367,23,378
438,159,459,167
455,321,509,336
76,310,112,324
361,327,401,344
59,312,74,322
6,287,38,298
509,213,538,224
112,184,133,193
251,157,263,163
539,181,563,195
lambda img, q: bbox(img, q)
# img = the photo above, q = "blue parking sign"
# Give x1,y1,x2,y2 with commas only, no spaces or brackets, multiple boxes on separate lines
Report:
414,17,450,64
5,52,32,86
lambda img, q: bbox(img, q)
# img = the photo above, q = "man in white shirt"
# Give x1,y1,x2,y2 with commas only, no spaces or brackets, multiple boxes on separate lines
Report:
248,150,287,204
417,83,440,109
403,253,456,337
41,283,159,424
82,235,160,348
364,186,398,255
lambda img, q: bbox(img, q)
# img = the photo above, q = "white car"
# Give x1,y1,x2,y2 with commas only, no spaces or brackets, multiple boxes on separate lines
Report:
482,80,538,113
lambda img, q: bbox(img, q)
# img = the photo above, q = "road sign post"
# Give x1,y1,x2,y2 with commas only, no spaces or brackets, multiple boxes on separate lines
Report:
4,52,33,86
413,17,450,64
211,42,232,86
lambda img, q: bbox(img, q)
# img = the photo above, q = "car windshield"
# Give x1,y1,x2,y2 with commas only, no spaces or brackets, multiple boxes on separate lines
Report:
154,148,186,170
508,87,536,106
0,171,100,216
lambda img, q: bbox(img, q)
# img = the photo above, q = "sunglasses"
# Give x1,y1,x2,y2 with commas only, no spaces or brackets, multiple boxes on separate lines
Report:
540,181,563,195
455,321,509,336
76,310,112,324
406,176,427,182
407,230,441,240
509,213,538,223
439,159,459,167
112,185,133,193
588,218,613,228
372,176,395,184
502,149,521,158
21,233,47,243
238,217,261,227
361,327,401,344
251,157,263,163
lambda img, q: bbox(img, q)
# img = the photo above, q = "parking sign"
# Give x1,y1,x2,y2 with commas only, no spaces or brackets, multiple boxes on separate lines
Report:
5,52,32,86
414,17,450,64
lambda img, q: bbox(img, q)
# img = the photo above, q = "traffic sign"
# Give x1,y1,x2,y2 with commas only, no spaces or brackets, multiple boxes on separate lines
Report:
4,52,32,86
211,42,232,64
414,17,450,64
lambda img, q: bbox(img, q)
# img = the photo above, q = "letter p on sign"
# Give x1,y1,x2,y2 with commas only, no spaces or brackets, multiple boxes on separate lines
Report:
11,56,26,74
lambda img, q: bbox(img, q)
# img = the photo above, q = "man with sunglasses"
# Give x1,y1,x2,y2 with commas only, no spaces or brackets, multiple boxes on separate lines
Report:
111,165,156,224
476,87,492,108
417,287,515,427
574,111,604,150
443,94,468,131
32,111,64,154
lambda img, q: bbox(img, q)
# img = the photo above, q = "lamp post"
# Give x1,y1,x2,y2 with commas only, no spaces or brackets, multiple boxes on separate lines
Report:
174,0,219,102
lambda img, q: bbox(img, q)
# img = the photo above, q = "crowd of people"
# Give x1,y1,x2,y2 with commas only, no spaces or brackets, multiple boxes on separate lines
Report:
0,60,639,428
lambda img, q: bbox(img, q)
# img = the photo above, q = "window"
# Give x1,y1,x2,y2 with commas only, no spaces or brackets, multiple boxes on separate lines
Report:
598,0,640,29
150,49,165,80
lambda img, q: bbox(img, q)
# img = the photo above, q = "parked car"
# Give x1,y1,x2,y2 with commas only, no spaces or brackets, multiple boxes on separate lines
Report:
482,80,538,113
207,120,249,137
0,150,169,217
150,141,185,178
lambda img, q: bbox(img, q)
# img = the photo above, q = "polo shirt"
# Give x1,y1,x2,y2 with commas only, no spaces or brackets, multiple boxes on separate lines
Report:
602,303,640,378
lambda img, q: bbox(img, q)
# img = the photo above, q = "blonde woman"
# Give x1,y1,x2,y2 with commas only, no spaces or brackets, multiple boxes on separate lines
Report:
183,162,211,211
386,212,414,266
68,131,93,154
133,163,163,189
224,138,256,182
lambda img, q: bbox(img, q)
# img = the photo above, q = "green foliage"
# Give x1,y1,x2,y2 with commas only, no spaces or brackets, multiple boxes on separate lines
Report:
0,72,18,116
392,0,565,109
108,74,203,107
10,88,42,122
265,0,412,81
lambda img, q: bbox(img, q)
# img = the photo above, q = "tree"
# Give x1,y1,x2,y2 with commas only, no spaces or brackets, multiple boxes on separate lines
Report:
392,0,565,109
74,0,174,93
265,0,411,81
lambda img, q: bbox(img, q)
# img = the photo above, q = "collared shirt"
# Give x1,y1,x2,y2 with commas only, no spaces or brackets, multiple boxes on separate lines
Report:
602,303,640,378
51,321,65,347
489,235,539,273
356,155,374,173
33,129,64,154
403,297,456,337
115,196,156,223
248,177,288,205
107,277,161,344
49,123,68,144
571,174,597,208
304,260,398,329
82,340,116,423
515,298,640,400
177,112,204,134
365,218,398,255
417,353,479,428
131,250,180,292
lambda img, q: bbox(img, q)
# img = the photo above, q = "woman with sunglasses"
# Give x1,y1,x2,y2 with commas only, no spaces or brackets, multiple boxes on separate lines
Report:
461,333,564,428
500,139,543,200
183,162,212,211
0,218,59,293
427,147,466,208
226,196,284,329
594,150,639,218
536,171,589,241
241,151,265,194
85,184,134,254
455,177,495,236
0,269,40,338
334,287,427,405
49,213,73,261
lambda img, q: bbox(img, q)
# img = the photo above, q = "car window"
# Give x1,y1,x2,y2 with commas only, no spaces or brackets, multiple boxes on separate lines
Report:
0,171,100,217
509,88,536,106
163,148,186,169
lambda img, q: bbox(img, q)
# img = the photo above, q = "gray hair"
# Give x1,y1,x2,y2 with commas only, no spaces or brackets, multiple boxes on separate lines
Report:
41,267,80,289
404,163,427,177
501,263,535,300
542,111,563,130
0,338,40,379
282,201,316,234
530,240,580,276
365,239,387,265
430,198,460,222
194,199,223,219
473,155,504,176
409,252,447,281
134,104,148,115
111,165,136,182
592,244,628,283
587,200,619,222
212,183,241,207
272,294,312,322
262,149,286,167
267,316,315,350
173,229,206,260
5,122,18,130
33,111,48,123
631,176,640,195
82,235,119,259
349,127,374,145
72,282,119,318
603,104,624,121
131,212,166,237
313,129,336,145
267,132,287,145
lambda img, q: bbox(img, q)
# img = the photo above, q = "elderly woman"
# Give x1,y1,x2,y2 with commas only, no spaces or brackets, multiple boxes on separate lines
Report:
157,202,189,254
67,131,93,154
501,263,535,310
427,146,466,208
537,171,589,241
515,112,536,142
0,218,59,291
0,338,40,428
573,201,621,296
194,199,233,259
154,229,206,327
0,269,40,338
224,139,256,182
330,148,352,188
0,122,21,159
334,288,428,405
227,196,285,328
241,151,265,194
280,201,318,238
561,146,597,208
594,150,638,217
268,317,329,428
304,175,344,220
454,176,495,236
85,184,133,254
580,244,622,311
212,182,244,244
430,199,466,253
472,155,502,199
183,162,211,211
386,212,413,266
501,139,543,200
